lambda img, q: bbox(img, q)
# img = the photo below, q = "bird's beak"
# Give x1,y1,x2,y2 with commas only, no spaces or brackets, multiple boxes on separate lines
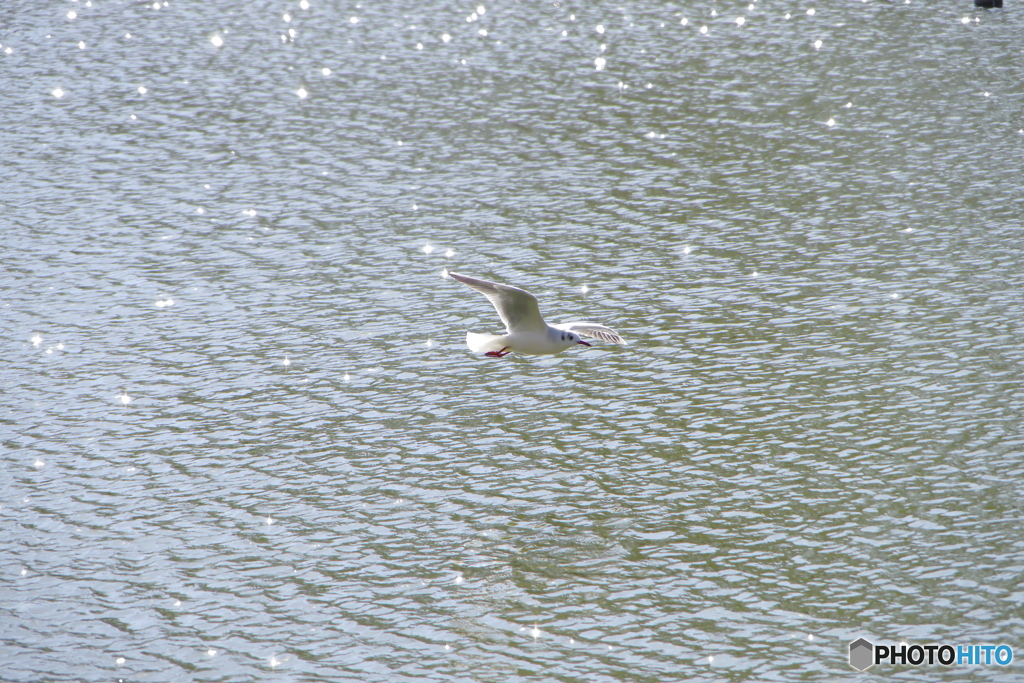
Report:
577,340,591,347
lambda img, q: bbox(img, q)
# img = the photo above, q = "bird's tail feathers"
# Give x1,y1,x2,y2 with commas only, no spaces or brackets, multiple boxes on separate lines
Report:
466,332,507,354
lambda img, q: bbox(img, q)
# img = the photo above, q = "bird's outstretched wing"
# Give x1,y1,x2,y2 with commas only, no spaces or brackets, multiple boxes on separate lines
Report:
448,272,548,333
553,321,627,345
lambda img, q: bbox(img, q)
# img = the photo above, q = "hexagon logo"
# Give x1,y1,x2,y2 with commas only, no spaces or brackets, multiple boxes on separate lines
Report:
849,638,874,671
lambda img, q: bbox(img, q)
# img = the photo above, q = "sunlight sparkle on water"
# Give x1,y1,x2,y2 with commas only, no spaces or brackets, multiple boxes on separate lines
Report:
67,10,77,19
827,117,835,127
116,657,125,665
445,248,455,257
596,24,605,34
422,243,434,254
211,34,223,47
700,25,708,34
138,85,147,94
119,391,132,405
282,357,291,367
297,87,308,99
322,67,331,75
31,334,42,346
52,88,64,99
807,8,816,15
300,0,309,8
594,57,606,70
681,17,688,25
441,33,451,43
814,39,822,50
736,17,745,26
207,649,217,657
350,16,359,24
78,41,86,49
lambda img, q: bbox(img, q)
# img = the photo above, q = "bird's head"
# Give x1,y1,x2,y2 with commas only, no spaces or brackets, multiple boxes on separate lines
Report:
557,330,591,348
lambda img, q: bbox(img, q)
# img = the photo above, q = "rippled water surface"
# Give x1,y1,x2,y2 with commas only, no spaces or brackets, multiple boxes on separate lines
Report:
3,1,1024,681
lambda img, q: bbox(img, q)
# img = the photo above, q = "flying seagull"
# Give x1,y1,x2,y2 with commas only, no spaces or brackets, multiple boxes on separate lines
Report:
447,271,626,357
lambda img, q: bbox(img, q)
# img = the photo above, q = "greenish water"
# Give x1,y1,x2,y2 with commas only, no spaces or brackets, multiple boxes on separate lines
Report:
2,1,1023,681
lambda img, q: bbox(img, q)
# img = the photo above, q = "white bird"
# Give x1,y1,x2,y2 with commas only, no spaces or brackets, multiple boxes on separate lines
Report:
448,271,626,357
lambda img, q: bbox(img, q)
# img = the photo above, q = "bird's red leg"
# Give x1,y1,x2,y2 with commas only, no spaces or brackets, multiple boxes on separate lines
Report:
484,346,511,358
